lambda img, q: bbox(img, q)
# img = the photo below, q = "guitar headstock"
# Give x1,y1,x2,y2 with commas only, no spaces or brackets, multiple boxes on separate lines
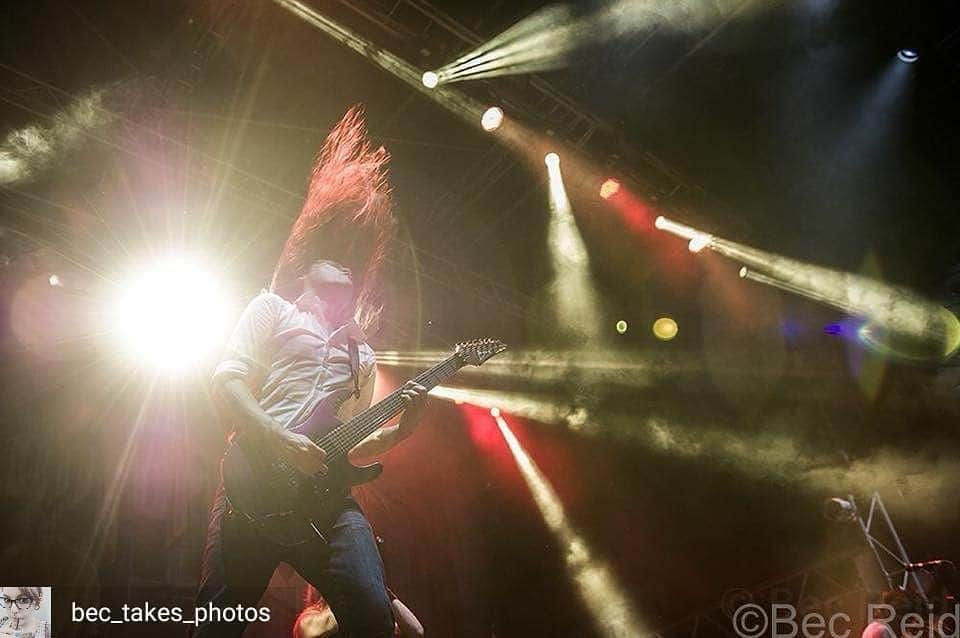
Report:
454,338,507,366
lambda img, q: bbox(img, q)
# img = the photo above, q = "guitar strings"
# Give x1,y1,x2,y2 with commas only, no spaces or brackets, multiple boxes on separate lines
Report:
317,357,459,459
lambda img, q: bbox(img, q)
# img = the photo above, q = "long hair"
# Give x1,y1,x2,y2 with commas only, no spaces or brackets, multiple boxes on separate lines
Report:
270,105,394,332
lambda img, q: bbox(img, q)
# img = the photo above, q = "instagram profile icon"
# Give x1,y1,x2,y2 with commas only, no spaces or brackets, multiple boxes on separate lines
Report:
0,587,51,638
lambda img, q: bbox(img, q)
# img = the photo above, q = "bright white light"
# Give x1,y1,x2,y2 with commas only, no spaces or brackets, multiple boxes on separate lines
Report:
544,152,560,168
897,49,919,64
688,233,711,253
48,274,62,287
112,256,231,372
421,71,439,88
490,407,501,418
481,106,504,131
653,215,700,242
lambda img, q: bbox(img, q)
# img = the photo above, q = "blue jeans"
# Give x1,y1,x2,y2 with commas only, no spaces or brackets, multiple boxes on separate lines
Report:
192,484,394,638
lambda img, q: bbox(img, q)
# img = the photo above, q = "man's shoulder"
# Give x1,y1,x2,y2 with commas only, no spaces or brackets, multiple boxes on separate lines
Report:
245,290,294,314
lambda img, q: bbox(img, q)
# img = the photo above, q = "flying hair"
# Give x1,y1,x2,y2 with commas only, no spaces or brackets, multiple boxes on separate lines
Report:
270,105,394,332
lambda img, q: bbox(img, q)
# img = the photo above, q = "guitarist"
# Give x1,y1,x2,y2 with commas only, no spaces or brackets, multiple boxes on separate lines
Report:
193,106,427,638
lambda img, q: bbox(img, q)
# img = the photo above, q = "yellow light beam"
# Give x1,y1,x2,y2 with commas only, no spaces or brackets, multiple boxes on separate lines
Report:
546,154,604,344
376,348,837,386
433,0,749,83
494,413,646,637
432,385,592,432
272,0,485,125
656,216,960,361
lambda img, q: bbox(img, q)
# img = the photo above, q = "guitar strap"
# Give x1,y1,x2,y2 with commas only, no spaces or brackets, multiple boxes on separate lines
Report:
347,337,361,399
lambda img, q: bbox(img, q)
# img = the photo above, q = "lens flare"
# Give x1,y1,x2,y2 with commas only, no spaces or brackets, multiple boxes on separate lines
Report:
652,317,678,341
599,178,621,200
111,256,231,372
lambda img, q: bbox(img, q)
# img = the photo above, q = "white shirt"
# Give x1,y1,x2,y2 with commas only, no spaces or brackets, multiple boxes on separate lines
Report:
213,292,376,429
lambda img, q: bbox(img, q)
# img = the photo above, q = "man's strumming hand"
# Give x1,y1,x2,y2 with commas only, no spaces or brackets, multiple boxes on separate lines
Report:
268,428,328,476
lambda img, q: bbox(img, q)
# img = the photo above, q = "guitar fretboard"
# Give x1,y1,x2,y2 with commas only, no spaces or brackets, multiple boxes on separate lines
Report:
315,355,463,459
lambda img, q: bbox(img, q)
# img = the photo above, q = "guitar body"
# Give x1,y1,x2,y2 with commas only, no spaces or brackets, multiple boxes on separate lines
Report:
221,392,382,547
219,338,506,547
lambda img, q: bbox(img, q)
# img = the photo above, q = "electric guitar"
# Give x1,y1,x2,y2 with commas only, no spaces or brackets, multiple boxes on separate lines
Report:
221,338,506,546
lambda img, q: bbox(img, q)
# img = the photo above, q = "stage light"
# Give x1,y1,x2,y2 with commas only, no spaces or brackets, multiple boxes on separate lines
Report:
615,320,628,334
490,407,501,418
599,178,620,200
48,274,62,287
481,106,504,131
654,215,712,243
688,234,711,253
544,149,604,343
661,216,960,361
111,256,230,372
428,1,763,83
493,412,646,635
897,49,919,64
274,0,489,126
824,497,858,522
652,317,678,341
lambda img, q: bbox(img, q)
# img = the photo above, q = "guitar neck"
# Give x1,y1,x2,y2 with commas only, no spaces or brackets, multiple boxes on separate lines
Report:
316,355,464,458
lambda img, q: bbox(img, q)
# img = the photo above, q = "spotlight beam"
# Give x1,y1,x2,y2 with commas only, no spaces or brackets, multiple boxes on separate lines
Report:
377,349,838,388
273,0,485,125
546,153,604,343
433,386,592,431
432,0,750,83
493,413,646,636
656,216,960,360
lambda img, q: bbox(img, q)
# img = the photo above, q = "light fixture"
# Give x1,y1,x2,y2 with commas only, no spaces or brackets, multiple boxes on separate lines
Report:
897,49,919,64
481,106,504,131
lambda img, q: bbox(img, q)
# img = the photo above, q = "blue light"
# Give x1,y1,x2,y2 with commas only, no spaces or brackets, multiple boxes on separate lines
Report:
823,323,844,336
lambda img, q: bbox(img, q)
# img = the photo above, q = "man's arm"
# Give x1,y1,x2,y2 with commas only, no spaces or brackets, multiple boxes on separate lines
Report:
213,292,326,475
216,376,328,475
